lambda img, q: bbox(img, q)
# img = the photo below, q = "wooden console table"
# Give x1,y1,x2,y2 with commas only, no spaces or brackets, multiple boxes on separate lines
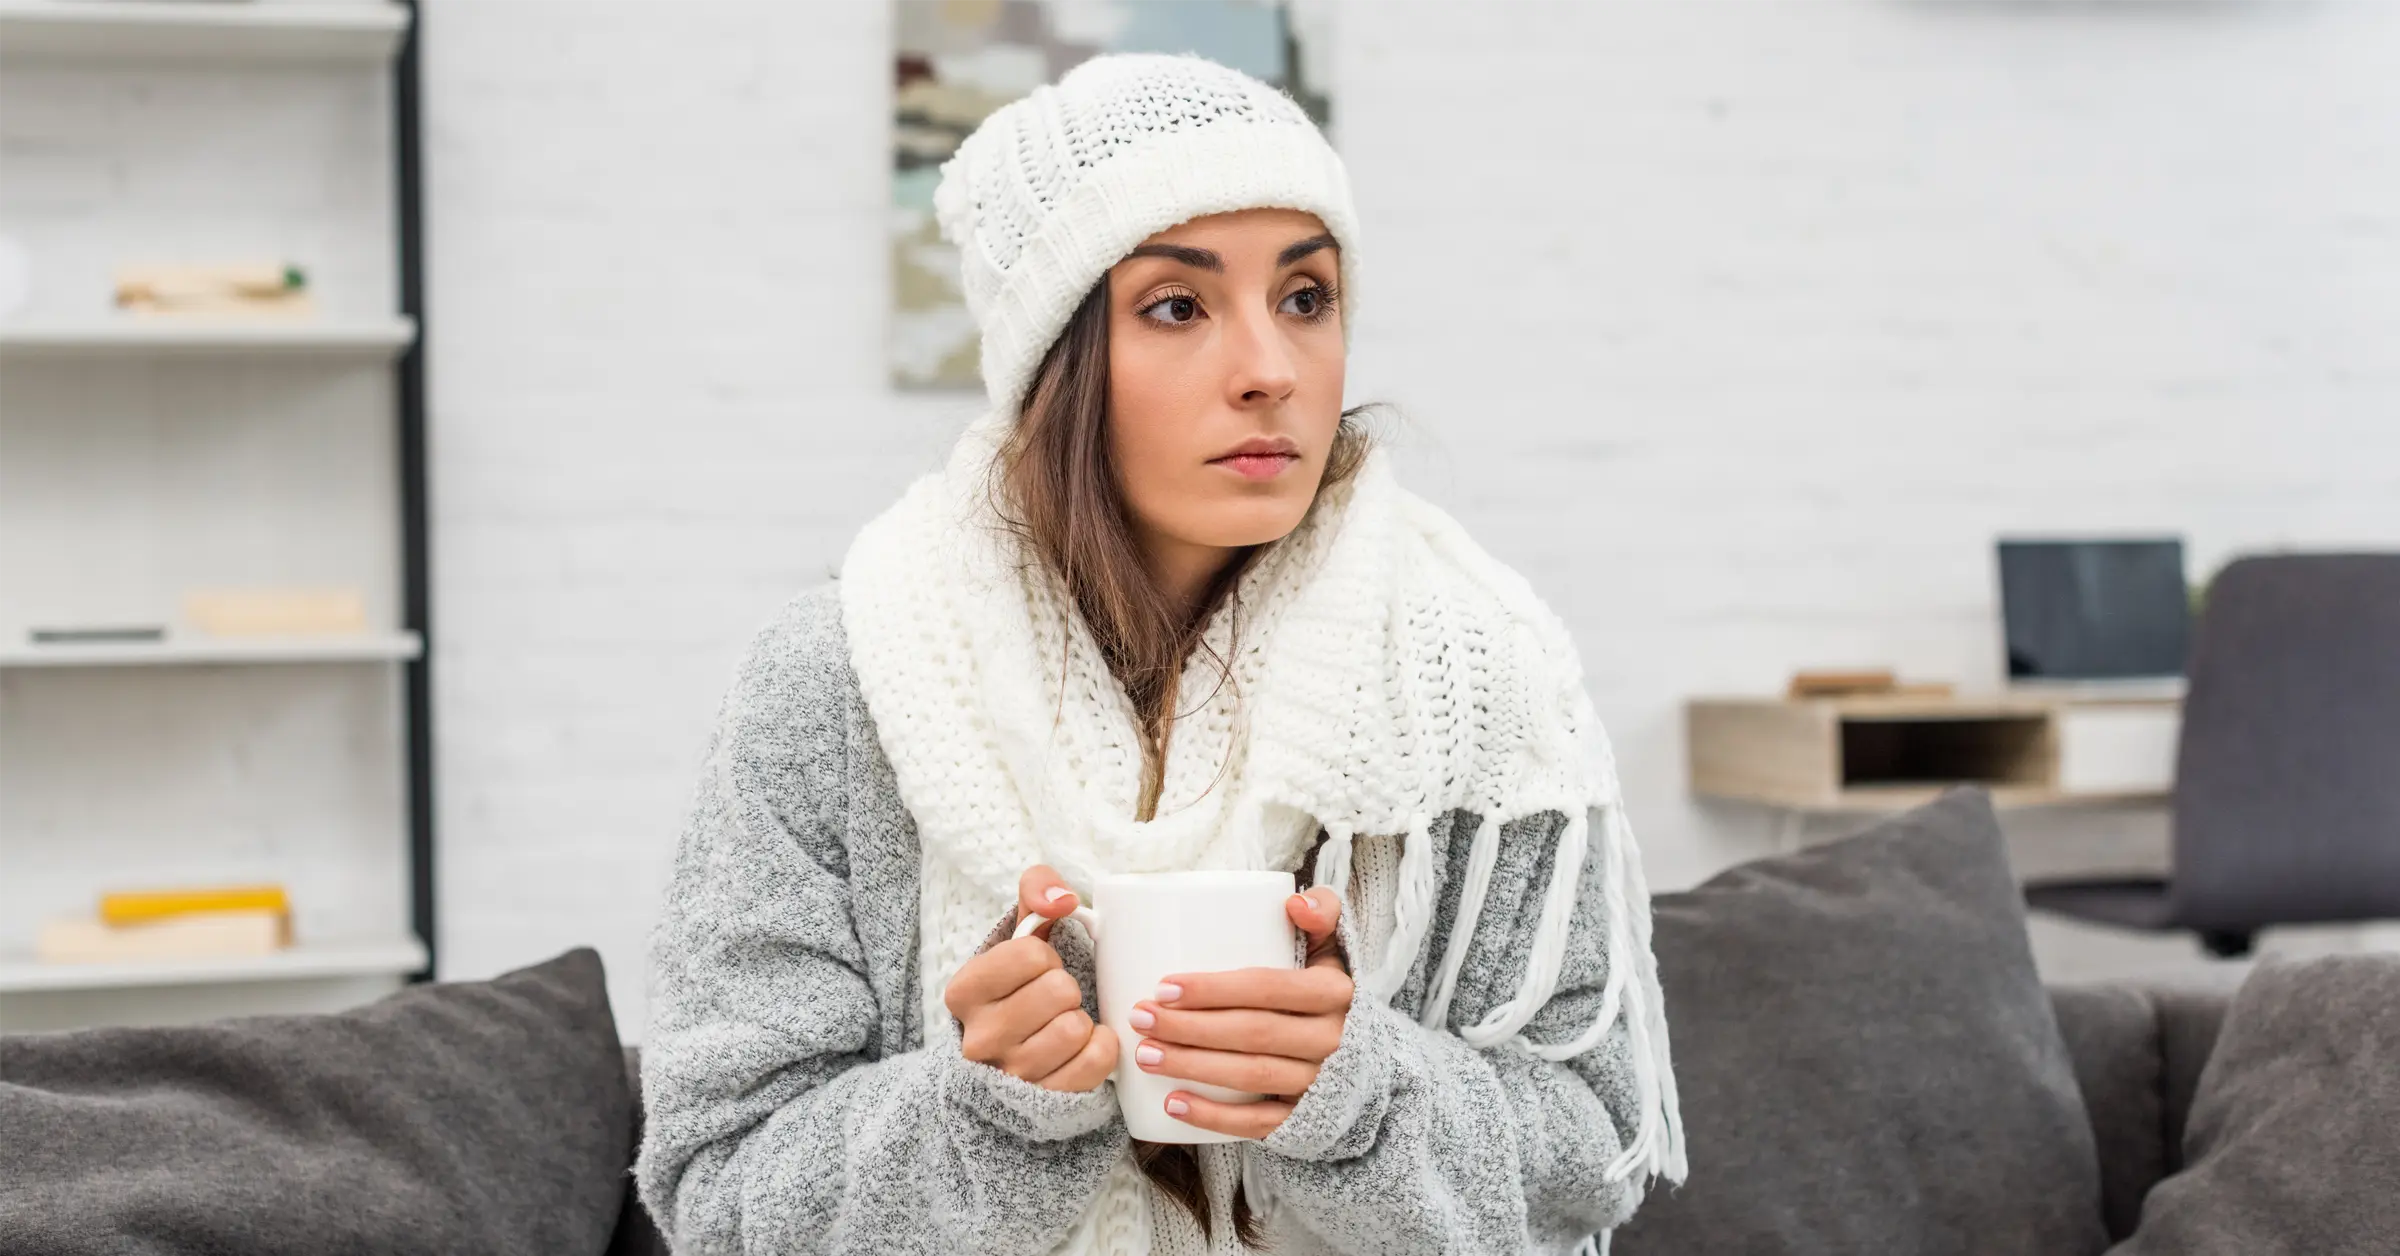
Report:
1686,693,2180,815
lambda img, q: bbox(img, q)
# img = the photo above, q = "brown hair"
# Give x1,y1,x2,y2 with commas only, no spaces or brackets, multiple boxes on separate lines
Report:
988,277,1373,1243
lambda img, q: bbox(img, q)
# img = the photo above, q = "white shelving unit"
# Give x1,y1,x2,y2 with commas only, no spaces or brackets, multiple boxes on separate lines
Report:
0,0,408,65
0,0,430,1027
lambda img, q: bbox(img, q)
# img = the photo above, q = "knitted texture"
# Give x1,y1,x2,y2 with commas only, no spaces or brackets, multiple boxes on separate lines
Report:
837,411,1689,1253
637,587,1677,1255
932,52,1362,417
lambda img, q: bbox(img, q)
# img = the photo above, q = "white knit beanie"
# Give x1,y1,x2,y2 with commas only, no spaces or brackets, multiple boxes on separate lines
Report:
932,52,1361,418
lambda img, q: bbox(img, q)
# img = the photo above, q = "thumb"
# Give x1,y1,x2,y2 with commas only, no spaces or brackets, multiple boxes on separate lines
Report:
1287,886,1342,949
1016,865,1078,939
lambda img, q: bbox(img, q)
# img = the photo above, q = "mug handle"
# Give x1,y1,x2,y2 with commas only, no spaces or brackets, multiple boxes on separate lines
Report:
1012,903,1101,942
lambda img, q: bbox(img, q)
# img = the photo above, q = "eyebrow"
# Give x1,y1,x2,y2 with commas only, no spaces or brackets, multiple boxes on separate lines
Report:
1122,233,1339,273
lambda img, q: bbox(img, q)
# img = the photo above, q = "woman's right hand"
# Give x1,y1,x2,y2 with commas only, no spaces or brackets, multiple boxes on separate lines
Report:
943,865,1120,1092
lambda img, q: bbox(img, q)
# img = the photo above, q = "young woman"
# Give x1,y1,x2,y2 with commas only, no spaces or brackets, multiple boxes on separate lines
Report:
637,53,1685,1256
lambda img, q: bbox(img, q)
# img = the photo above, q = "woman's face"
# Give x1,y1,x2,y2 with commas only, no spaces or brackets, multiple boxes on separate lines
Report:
1106,208,1346,583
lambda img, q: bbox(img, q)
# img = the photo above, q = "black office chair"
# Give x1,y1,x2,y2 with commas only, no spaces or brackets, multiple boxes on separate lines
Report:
2025,553,2400,958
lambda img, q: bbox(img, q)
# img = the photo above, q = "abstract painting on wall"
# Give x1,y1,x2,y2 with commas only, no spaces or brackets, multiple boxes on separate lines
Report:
892,0,1331,392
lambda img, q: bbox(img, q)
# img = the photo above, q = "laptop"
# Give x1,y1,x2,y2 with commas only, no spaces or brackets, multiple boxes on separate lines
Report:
1996,538,2192,697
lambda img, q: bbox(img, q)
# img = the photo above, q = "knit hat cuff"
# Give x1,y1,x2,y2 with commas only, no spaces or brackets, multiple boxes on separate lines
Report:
971,122,1362,416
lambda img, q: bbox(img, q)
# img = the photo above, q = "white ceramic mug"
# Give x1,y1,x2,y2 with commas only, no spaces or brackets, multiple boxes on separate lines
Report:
1012,869,1302,1143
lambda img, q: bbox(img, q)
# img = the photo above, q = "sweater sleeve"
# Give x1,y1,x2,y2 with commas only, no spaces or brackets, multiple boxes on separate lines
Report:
634,591,1130,1255
1248,807,1657,1254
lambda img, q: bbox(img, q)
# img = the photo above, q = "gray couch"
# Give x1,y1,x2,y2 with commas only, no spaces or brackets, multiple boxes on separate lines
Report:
598,975,2244,1254
0,955,2265,1256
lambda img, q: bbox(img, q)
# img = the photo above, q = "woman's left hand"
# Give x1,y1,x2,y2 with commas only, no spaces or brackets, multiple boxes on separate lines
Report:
1132,886,1353,1139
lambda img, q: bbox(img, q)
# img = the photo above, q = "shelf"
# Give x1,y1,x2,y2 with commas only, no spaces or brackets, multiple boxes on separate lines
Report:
1,631,422,667
0,316,417,361
0,1,409,66
0,936,427,993
1686,693,2179,814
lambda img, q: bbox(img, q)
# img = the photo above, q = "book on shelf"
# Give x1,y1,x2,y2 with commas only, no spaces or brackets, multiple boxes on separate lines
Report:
183,588,367,637
99,883,291,927
37,909,293,965
30,883,296,965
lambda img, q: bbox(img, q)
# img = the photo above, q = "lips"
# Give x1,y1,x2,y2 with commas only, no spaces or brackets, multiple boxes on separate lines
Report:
1210,452,1298,481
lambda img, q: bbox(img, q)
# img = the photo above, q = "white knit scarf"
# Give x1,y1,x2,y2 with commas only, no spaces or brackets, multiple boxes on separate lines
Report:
839,410,1686,1253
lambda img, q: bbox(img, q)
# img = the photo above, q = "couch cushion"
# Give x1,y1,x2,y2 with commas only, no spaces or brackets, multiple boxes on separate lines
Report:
2149,979,2234,1172
2110,953,2400,1255
1614,788,2109,1256
2048,972,2245,1244
0,947,633,1256
2050,984,2168,1243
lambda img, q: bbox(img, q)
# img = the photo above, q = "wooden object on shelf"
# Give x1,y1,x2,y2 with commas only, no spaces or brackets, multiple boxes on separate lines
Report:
115,261,312,318
1687,692,2181,814
1784,669,1959,700
1787,668,1895,698
115,261,304,304
36,909,293,965
185,588,367,637
124,292,317,320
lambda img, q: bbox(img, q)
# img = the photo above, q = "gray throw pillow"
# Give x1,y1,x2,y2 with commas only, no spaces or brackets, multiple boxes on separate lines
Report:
1613,787,2109,1256
2110,954,2400,1256
0,947,633,1256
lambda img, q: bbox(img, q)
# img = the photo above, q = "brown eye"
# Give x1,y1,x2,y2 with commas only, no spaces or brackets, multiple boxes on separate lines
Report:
1140,293,1201,326
1280,281,1339,323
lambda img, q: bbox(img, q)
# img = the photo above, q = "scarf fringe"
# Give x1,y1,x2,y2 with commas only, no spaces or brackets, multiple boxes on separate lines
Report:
1419,811,1503,1031
1315,799,1687,1191
1360,811,1441,1004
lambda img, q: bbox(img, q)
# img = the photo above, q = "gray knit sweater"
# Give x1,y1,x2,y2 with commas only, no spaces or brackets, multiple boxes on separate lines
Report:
636,585,1657,1254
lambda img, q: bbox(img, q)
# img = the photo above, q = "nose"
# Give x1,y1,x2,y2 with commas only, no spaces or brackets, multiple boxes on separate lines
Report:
1220,300,1297,408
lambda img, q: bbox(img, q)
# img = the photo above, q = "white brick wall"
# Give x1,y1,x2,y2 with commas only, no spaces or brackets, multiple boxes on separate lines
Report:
419,2,2400,1033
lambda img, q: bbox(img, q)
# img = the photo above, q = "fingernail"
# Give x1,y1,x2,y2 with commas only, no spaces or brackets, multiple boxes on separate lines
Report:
1128,1007,1155,1030
1155,982,1182,1003
1043,886,1070,903
1290,894,1310,911
1165,1097,1190,1117
1137,1044,1163,1066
